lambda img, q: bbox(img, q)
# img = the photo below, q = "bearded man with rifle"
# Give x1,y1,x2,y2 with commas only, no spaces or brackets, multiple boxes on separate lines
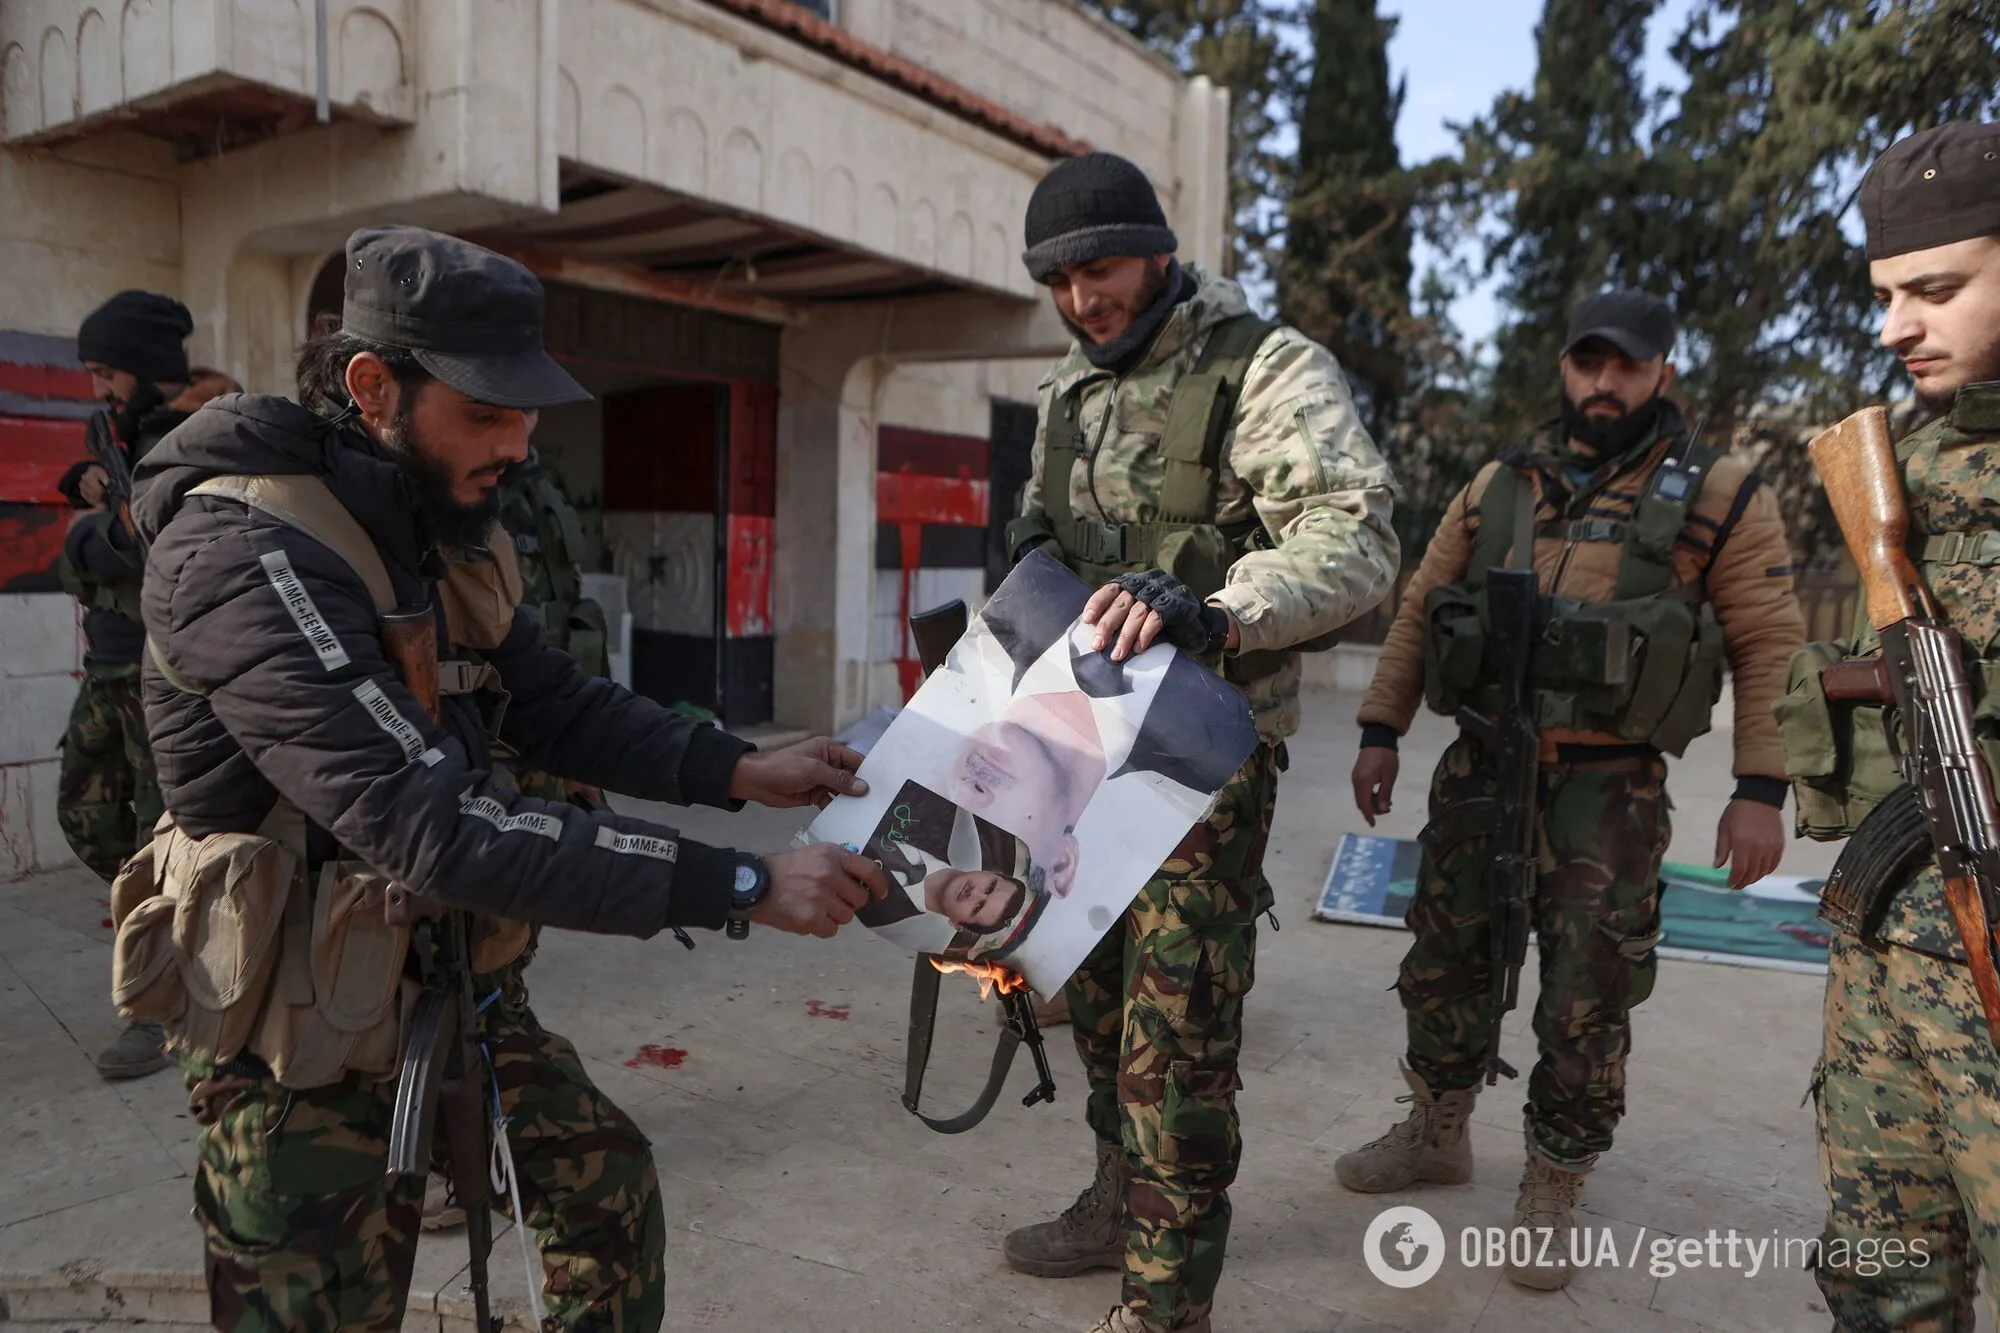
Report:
55,291,236,1080
115,227,890,1332
1338,290,1806,1291
1781,121,2000,1329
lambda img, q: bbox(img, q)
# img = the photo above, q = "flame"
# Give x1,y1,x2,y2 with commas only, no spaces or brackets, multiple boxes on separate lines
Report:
931,956,1029,1000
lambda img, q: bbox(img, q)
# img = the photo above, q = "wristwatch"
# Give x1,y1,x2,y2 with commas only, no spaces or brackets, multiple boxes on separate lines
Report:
725,854,770,940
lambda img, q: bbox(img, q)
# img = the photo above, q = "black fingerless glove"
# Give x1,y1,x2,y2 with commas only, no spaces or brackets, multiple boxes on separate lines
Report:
1114,569,1231,654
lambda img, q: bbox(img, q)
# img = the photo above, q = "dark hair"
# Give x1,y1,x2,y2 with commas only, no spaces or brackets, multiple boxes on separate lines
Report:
994,875,1028,930
294,327,432,417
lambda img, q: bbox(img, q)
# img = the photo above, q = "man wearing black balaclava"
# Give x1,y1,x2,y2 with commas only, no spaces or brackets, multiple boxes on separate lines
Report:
56,291,236,1081
1341,288,1807,1293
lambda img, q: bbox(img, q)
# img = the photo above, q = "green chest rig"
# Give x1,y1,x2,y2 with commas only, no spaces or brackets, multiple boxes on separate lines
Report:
1422,429,1730,756
1004,313,1337,681
502,461,608,678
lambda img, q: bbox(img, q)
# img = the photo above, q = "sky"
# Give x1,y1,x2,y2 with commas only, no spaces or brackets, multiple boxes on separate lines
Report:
1382,0,1702,345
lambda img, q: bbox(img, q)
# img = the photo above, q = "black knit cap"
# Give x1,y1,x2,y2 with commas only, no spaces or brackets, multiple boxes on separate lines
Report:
1021,152,1179,283
1861,121,2000,260
76,291,193,384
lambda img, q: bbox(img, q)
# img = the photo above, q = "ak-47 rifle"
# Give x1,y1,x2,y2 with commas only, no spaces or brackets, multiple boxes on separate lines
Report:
85,410,148,562
1455,566,1539,1084
1811,407,2000,1046
899,600,1058,1133
378,606,501,1333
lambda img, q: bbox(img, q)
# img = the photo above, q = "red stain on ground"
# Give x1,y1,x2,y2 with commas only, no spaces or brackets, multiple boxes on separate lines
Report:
624,1045,687,1069
100,917,113,928
805,1000,850,1020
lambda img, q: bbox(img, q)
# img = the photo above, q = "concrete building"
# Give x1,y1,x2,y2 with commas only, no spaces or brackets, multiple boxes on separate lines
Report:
0,0,1230,875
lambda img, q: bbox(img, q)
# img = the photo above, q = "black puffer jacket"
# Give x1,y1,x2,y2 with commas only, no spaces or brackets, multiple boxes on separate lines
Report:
132,394,750,937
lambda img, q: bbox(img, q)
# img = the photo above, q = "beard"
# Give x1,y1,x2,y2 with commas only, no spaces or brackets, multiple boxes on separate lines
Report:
1057,258,1172,347
381,401,502,550
1560,388,1667,457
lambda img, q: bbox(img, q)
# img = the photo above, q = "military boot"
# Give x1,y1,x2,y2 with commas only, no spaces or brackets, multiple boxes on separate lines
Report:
1334,1061,1476,1193
1086,1306,1210,1333
1004,1138,1129,1277
95,1020,169,1080
1504,1144,1590,1291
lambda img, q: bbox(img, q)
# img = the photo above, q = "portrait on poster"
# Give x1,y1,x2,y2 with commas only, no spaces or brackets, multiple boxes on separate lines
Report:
808,551,1260,996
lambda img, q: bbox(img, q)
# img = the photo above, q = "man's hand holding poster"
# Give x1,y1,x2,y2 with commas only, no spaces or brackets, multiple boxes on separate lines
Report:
808,551,1261,996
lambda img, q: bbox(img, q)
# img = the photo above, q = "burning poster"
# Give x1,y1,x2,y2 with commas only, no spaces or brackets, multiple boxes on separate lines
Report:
808,550,1260,996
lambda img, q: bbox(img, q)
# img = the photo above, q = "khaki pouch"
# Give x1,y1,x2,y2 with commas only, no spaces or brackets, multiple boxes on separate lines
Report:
250,859,412,1089
110,822,298,1066
439,523,525,651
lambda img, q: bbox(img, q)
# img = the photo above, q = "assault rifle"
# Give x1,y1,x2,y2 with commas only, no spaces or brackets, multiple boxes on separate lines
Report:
1455,566,1539,1083
85,410,148,562
1811,407,2000,1046
378,606,501,1333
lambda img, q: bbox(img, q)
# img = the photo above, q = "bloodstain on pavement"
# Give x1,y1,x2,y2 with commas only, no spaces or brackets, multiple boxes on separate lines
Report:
625,1045,687,1069
805,1000,850,1020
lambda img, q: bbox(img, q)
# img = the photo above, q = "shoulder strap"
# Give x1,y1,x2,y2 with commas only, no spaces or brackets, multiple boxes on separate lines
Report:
1465,461,1532,591
1157,314,1281,523
1042,385,1083,536
188,474,397,614
1612,433,1722,600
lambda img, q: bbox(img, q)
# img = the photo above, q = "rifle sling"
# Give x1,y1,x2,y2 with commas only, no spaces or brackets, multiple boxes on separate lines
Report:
901,953,1023,1135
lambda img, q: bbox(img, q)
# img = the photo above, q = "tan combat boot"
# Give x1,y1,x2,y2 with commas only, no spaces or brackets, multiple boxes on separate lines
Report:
1005,1138,1129,1277
1504,1145,1590,1291
1334,1062,1477,1193
1087,1306,1210,1333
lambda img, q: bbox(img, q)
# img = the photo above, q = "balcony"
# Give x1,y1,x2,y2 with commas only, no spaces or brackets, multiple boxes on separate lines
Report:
2,0,414,154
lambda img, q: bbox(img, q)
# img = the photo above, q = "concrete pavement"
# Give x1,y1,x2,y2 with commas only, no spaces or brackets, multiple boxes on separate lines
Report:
0,686,1932,1332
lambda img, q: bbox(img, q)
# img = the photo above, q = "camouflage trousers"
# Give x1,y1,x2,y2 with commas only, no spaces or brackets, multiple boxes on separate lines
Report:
1399,739,1669,1165
57,662,162,882
1065,743,1279,1327
1814,930,2000,1331
185,957,663,1332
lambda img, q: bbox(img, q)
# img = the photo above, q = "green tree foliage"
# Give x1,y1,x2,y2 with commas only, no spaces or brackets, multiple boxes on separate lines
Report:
1280,0,1411,445
1082,1,1302,280
1448,0,1661,435
1643,0,2000,562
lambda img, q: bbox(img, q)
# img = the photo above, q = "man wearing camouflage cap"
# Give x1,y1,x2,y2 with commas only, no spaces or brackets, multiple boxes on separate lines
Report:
997,151,1400,1333
1778,121,2000,1327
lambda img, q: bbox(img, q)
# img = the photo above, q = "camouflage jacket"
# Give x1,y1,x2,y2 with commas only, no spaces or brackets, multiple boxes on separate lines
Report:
1022,267,1401,740
1852,382,2000,962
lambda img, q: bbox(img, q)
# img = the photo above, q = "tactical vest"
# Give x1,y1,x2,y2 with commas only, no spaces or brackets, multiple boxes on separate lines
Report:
109,473,531,1090
1420,432,1730,756
503,461,608,678
1002,314,1334,679
1777,414,2000,841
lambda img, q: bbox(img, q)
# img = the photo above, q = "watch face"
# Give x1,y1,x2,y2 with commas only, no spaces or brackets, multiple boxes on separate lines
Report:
734,863,761,898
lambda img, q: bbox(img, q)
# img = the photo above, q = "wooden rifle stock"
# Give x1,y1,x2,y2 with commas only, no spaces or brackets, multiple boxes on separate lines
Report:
1808,407,1934,628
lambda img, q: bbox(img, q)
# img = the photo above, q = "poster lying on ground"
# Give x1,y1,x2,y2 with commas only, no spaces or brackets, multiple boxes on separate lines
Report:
1314,832,1831,973
808,550,1260,996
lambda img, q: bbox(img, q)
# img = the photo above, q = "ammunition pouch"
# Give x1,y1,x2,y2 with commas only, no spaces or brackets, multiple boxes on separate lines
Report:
109,807,413,1089
1816,783,1930,941
1774,640,1901,841
1421,587,1723,754
1777,639,2000,842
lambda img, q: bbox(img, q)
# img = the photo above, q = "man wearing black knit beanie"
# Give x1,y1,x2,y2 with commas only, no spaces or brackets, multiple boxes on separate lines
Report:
57,291,236,1080
1000,151,1402,1333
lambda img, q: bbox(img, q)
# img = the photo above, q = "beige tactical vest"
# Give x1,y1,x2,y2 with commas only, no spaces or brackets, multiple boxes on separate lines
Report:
109,473,530,1089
